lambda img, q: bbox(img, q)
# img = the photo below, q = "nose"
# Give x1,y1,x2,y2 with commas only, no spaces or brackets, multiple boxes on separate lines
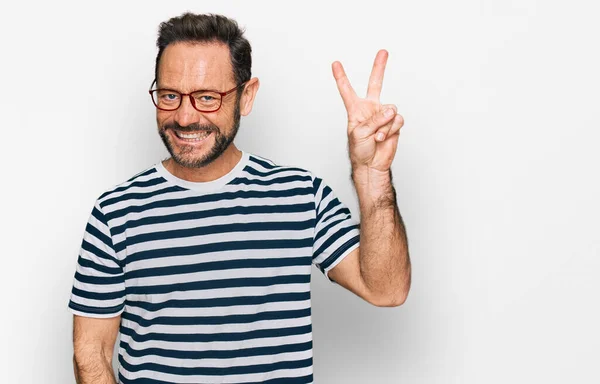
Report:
173,95,201,127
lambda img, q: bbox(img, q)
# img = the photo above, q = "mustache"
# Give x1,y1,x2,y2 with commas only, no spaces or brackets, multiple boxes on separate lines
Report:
163,122,217,133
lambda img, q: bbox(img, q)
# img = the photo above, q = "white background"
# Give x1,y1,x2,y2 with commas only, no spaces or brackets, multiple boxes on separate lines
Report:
1,0,599,383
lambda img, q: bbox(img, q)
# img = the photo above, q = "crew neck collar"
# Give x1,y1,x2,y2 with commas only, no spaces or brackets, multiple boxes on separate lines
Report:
155,151,249,192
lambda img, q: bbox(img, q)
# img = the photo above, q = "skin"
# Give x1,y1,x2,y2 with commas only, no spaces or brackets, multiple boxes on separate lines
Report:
157,41,260,181
327,50,411,307
73,316,119,383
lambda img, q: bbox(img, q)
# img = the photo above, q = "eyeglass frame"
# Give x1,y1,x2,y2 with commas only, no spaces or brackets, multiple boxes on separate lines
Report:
148,79,246,113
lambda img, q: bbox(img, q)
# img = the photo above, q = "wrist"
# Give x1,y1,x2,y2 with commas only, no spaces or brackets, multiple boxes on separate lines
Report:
351,166,396,211
351,166,392,188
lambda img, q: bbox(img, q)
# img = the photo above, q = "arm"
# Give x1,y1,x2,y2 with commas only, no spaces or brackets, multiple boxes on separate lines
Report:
327,50,411,307
329,169,411,307
73,315,120,384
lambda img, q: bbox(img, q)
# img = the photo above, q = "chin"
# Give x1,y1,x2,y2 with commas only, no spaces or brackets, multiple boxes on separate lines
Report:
172,144,227,169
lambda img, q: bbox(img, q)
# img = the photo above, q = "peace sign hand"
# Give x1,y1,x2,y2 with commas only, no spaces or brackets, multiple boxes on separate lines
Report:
333,50,404,174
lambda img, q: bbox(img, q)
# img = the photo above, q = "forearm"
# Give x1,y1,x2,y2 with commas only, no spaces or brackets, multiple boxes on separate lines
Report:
73,352,117,384
352,166,411,305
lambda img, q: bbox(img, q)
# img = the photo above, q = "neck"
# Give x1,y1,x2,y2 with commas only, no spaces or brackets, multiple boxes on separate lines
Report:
163,145,242,182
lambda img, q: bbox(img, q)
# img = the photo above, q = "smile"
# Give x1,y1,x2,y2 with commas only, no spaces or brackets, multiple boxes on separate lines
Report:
173,130,212,142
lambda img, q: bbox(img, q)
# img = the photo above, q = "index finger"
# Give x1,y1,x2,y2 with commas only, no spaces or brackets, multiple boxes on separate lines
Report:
366,49,388,101
332,60,358,112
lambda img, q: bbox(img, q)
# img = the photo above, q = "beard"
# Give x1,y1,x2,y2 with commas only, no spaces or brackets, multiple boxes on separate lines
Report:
158,102,241,168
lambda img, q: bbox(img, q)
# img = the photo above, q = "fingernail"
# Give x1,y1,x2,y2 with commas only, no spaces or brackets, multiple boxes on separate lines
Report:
384,108,394,118
377,132,385,141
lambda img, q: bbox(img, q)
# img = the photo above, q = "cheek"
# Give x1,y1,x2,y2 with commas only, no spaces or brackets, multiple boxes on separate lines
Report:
214,105,236,126
157,111,173,127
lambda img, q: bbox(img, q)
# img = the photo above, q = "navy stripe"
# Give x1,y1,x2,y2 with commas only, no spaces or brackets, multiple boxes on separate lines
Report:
120,339,312,360
112,202,314,240
100,177,166,202
122,308,311,327
124,256,310,280
321,206,351,227
119,323,312,343
125,292,311,312
126,238,313,264
230,174,312,186
91,206,108,227
127,167,158,182
84,222,113,250
320,235,360,271
316,194,338,224
72,286,125,301
69,300,123,315
315,217,349,244
75,271,123,285
248,156,276,169
81,239,116,262
127,274,311,295
119,354,312,376
312,177,321,195
123,219,315,250
76,255,122,275
101,185,185,208
104,187,313,222
314,225,359,262
245,165,309,178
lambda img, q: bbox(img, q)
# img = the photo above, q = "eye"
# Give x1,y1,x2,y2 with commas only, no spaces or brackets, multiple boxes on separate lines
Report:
161,93,179,101
199,95,215,102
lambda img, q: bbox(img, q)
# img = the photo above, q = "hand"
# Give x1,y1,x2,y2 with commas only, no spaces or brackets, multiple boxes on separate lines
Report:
332,49,404,174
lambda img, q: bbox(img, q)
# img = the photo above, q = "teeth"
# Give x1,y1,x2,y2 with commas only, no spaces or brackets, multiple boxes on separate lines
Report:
175,130,211,141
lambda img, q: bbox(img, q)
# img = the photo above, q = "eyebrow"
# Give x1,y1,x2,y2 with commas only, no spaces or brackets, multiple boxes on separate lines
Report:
156,84,222,93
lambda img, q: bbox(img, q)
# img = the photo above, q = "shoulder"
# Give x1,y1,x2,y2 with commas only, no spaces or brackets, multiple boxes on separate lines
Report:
95,163,164,210
245,153,316,182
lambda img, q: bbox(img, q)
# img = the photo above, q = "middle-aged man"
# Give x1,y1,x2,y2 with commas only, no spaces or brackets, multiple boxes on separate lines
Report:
69,12,410,384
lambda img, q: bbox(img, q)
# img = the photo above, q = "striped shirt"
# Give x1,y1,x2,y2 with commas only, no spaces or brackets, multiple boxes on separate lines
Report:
68,150,360,383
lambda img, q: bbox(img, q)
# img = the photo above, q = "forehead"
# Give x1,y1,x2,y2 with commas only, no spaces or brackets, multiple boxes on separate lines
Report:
158,42,234,91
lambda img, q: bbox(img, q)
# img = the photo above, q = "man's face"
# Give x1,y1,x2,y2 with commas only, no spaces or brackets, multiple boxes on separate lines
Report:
156,42,241,168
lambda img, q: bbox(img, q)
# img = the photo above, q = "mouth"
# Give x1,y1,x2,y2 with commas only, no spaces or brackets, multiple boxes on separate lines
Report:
171,129,213,143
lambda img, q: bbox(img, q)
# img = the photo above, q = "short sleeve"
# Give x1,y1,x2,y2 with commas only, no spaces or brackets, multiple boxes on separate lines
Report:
311,174,360,282
68,200,126,318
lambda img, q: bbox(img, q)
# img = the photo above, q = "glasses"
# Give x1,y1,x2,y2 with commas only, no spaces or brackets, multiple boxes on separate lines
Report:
149,80,245,112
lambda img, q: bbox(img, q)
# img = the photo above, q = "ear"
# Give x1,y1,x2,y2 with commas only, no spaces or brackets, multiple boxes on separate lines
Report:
239,77,260,116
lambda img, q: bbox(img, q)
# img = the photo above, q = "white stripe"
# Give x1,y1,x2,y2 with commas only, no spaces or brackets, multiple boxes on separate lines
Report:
69,294,123,309
77,265,119,279
120,348,313,369
126,283,311,304
80,247,119,268
118,365,313,384
73,279,123,294
240,168,310,182
119,329,312,353
126,247,310,272
121,315,312,335
125,299,311,319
